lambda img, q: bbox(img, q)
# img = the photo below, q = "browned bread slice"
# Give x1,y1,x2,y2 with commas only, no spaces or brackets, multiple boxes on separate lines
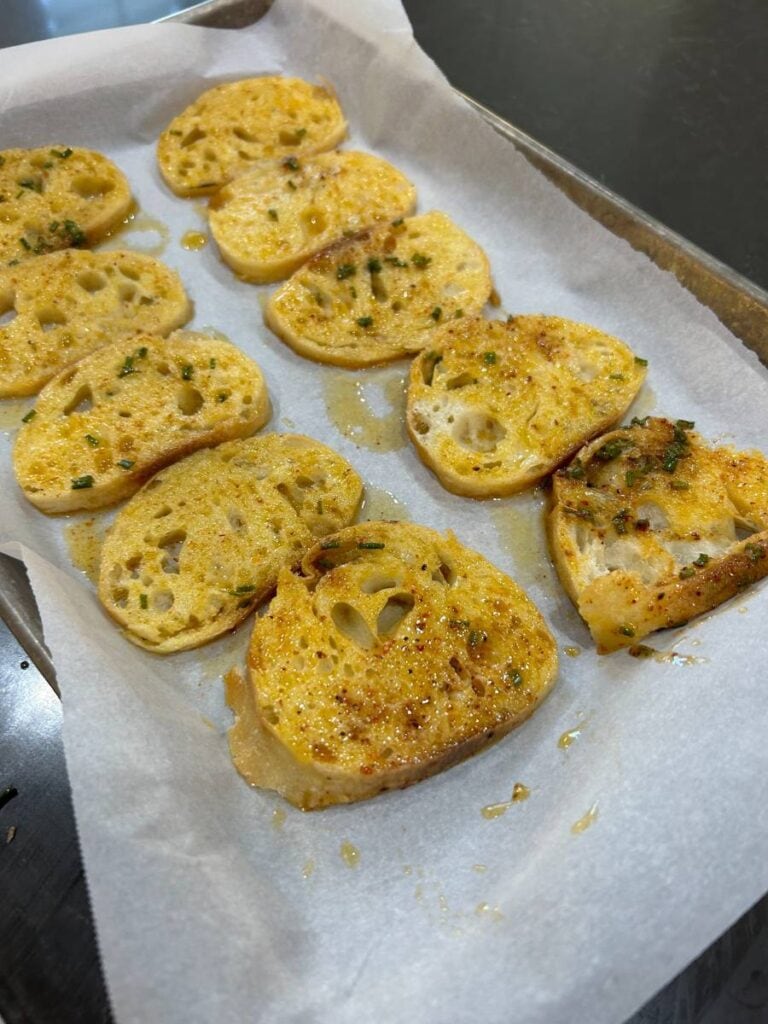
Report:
208,150,416,284
264,211,491,367
98,434,363,652
0,249,191,397
228,520,558,809
0,146,132,263
406,314,647,498
13,330,269,514
548,416,768,652
157,77,347,197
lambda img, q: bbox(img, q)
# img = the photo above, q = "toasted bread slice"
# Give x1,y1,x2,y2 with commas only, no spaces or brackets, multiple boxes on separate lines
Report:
0,250,191,397
407,314,646,498
0,146,132,264
98,434,362,652
157,77,347,198
13,331,269,514
265,211,491,367
548,416,768,652
208,150,416,284
229,521,558,809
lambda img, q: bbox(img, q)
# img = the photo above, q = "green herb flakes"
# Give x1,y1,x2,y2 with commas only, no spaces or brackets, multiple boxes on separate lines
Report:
139,594,148,610
336,263,356,280
431,306,442,322
411,252,431,268
85,434,100,447
356,316,373,328
366,257,382,274
468,629,488,647
117,459,135,470
634,356,648,366
71,475,94,490
282,156,300,171
679,566,695,579
181,365,194,380
358,541,385,550
618,624,636,638
483,351,497,365
21,409,36,424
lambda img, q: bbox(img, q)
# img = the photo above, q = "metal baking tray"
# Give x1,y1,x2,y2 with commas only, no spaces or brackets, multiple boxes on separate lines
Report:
1,3,767,1018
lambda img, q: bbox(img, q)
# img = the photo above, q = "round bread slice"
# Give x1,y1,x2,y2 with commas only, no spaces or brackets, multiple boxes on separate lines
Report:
229,520,558,809
13,330,270,514
548,416,768,652
208,150,416,284
98,434,363,652
264,211,491,367
157,76,347,198
0,249,191,397
407,314,647,498
0,146,132,263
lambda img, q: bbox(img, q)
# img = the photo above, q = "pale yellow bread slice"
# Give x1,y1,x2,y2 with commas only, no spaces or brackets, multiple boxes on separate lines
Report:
98,434,363,652
229,520,558,809
208,150,416,284
0,249,191,397
157,76,347,198
407,314,647,498
13,330,269,514
265,211,491,367
0,146,132,263
548,416,768,653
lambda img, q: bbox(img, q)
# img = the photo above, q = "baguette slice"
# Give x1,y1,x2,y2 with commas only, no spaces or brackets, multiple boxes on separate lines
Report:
13,330,269,513
407,314,647,498
208,150,416,284
265,211,491,367
229,521,558,809
0,249,191,397
99,434,363,652
157,77,347,197
548,416,768,652
0,146,132,263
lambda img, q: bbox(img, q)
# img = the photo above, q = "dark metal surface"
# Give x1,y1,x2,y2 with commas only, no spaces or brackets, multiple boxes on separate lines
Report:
1,2,767,1023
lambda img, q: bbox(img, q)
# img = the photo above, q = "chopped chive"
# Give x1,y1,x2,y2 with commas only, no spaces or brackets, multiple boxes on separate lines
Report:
595,437,631,462
295,127,307,139
609,373,625,381
357,541,385,549
336,263,356,280
62,220,86,246
21,409,36,423
679,566,696,579
746,543,766,563
118,355,136,378
384,256,407,267
391,218,404,227
634,356,648,366
228,584,257,595
116,459,135,470
71,475,94,490
630,416,649,427
217,392,229,402
693,553,710,567
611,509,631,534
316,499,324,515
316,558,334,570
505,666,523,687
320,539,341,549
468,629,488,647
349,286,357,298
139,593,148,610
563,505,596,522
563,459,585,480
670,479,690,490
454,308,464,318
676,419,695,431
287,179,297,190
282,156,299,171
181,364,194,380
18,178,42,193
366,257,382,274
137,346,148,359
411,252,431,268
85,434,100,447
20,237,31,251
483,351,497,365
430,306,442,321
51,147,73,159
448,619,470,628
267,208,278,221
356,316,373,328
618,624,636,638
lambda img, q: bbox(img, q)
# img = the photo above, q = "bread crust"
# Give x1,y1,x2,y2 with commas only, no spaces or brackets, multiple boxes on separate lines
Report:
13,330,270,513
98,434,363,652
208,150,416,284
265,211,491,367
0,146,132,263
237,521,558,808
157,77,347,197
407,314,646,498
548,417,768,651
0,249,191,397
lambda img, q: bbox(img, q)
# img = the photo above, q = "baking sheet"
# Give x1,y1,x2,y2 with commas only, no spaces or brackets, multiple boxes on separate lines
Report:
2,2,768,1022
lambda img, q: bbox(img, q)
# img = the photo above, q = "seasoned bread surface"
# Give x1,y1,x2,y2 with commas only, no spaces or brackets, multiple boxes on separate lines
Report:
548,417,768,652
231,521,558,809
0,147,131,263
208,150,416,284
265,211,491,367
99,434,363,652
157,77,347,197
0,250,191,397
407,315,646,498
13,331,269,513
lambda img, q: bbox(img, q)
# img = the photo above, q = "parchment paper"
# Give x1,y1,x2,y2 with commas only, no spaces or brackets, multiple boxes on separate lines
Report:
2,2,768,1022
